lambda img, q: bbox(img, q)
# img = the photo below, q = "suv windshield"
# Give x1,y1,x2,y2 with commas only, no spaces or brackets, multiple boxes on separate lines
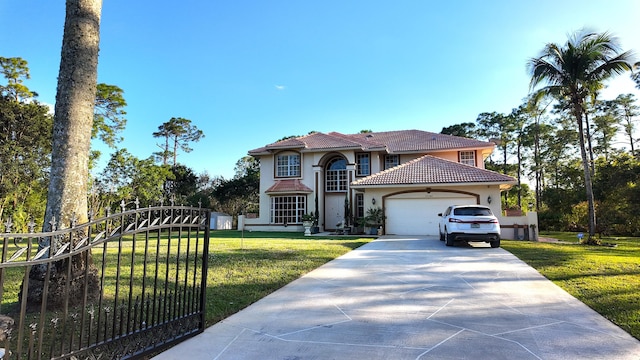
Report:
453,207,493,216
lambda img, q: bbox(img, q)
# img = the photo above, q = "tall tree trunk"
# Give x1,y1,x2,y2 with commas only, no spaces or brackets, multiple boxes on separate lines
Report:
173,136,179,166
502,144,508,205
574,103,598,243
534,120,541,211
163,135,169,165
516,138,522,208
29,0,103,308
584,110,595,177
46,0,102,232
625,108,636,153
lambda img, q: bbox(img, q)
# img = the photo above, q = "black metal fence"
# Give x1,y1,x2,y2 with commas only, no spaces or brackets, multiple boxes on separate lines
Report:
0,204,210,359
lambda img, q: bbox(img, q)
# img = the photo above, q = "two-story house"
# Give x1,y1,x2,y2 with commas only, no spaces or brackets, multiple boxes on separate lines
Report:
245,129,517,236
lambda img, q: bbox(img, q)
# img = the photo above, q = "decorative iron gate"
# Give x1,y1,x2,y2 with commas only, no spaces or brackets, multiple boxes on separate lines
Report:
0,204,210,359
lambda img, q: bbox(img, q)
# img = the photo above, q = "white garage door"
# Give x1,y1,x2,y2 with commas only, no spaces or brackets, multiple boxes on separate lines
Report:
385,195,475,236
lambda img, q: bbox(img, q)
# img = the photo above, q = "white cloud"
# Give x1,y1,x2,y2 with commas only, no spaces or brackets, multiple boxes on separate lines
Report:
274,85,286,91
600,76,639,100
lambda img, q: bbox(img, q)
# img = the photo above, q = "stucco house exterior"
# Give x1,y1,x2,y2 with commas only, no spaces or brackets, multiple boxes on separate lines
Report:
244,129,521,237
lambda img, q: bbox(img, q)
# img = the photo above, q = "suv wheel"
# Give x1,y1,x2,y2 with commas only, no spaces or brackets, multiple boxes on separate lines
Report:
439,228,445,241
490,239,500,248
445,233,454,247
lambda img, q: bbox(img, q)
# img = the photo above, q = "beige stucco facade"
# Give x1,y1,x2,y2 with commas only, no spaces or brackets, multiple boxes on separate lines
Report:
244,130,526,236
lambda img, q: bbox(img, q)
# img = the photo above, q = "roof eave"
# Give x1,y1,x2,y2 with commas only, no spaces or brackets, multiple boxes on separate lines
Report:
248,146,306,155
351,180,517,189
265,189,313,194
300,146,363,152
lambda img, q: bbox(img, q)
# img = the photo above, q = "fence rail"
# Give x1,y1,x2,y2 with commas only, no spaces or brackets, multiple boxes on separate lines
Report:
0,204,210,359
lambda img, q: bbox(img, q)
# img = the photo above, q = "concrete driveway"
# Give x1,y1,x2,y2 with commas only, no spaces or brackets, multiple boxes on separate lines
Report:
154,236,640,359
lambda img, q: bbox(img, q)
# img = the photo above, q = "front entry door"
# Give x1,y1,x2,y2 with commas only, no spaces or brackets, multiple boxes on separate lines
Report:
325,194,345,230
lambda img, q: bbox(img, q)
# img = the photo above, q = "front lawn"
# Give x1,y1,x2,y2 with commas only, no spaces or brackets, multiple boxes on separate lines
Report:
502,234,640,340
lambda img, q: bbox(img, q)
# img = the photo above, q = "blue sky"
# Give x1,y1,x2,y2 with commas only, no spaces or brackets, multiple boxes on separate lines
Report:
1,1,639,179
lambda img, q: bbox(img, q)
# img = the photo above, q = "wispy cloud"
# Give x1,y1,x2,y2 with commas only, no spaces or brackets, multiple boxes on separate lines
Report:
274,85,286,91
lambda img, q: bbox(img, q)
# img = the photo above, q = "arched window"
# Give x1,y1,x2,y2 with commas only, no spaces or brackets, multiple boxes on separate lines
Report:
326,157,347,192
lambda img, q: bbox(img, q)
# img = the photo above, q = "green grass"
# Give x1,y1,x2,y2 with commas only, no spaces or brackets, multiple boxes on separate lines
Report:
502,233,640,340
538,231,582,243
204,230,373,326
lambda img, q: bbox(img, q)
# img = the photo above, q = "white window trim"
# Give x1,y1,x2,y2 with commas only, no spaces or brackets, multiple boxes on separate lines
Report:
384,154,399,170
326,157,348,192
356,153,370,176
270,195,307,224
275,153,301,178
459,151,476,167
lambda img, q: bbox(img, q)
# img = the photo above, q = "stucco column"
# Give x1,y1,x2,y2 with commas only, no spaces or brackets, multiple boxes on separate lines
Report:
313,166,324,231
527,211,539,241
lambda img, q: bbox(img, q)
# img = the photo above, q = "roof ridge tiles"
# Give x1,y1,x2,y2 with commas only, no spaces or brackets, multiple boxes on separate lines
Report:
248,129,496,155
351,155,516,187
352,154,429,183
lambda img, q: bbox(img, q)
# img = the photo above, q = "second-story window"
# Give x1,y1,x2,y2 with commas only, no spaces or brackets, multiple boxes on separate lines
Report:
326,157,347,192
459,151,476,166
356,153,370,176
276,153,301,177
384,154,399,169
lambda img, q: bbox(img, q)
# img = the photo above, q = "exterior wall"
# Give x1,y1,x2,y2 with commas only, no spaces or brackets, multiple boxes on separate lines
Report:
371,152,382,174
240,215,304,232
430,151,459,163
244,146,509,233
245,150,351,231
417,149,487,170
355,184,503,232
498,212,539,240
375,185,501,211
246,155,272,226
476,150,487,169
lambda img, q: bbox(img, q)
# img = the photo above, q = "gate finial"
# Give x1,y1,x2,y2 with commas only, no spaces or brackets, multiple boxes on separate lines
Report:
3,217,13,233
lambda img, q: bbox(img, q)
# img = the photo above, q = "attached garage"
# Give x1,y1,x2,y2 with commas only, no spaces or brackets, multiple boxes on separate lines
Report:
385,192,476,236
350,155,517,236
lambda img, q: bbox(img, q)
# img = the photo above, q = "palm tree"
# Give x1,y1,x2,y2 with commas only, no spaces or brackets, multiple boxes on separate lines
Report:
528,30,634,243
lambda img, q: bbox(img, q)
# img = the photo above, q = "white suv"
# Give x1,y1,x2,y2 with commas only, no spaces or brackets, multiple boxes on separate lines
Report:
438,205,501,248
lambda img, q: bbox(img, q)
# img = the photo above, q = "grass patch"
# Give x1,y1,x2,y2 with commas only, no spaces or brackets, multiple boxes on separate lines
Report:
502,234,640,340
204,230,372,326
538,231,582,243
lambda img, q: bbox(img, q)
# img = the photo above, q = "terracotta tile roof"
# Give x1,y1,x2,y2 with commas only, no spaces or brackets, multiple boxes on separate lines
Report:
265,179,313,193
248,137,306,154
295,132,364,150
351,155,516,187
248,130,493,155
341,130,492,153
249,132,361,154
326,132,387,151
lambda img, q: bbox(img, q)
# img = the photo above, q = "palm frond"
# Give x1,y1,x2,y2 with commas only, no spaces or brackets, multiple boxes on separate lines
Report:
530,30,635,96
589,50,634,83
